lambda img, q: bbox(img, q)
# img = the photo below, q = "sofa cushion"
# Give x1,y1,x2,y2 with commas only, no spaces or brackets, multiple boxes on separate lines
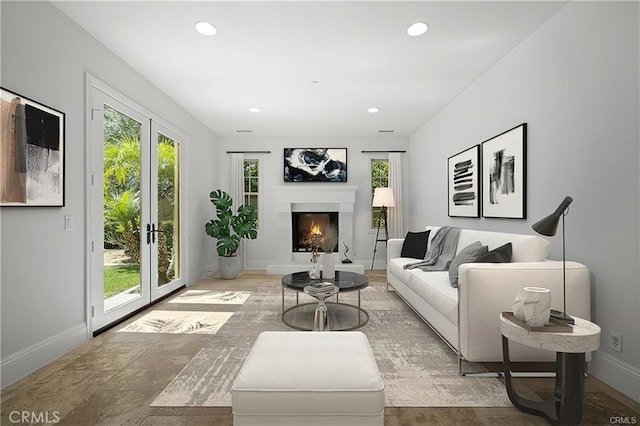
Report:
406,271,459,326
456,228,550,262
448,242,488,287
401,230,430,259
388,257,422,285
476,242,512,263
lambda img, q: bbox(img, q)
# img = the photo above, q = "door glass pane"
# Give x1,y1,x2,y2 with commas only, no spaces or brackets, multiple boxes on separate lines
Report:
157,133,180,286
103,105,142,311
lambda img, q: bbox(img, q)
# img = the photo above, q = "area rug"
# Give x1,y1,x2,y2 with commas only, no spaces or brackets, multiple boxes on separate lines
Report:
151,286,511,407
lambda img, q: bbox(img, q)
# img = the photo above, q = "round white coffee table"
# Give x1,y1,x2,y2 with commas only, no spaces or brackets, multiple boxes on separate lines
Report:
499,314,600,425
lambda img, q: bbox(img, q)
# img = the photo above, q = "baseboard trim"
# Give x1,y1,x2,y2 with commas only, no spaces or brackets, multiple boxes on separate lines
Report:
590,350,640,402
1,323,87,388
189,262,216,285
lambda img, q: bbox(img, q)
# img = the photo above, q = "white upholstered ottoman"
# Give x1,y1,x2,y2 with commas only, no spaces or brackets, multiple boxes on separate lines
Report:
232,331,385,426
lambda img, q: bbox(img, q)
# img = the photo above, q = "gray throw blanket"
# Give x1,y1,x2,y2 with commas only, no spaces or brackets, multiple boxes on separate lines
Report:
403,226,460,271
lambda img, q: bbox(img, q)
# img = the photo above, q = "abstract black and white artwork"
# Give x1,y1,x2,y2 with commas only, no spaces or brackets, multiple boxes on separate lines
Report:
481,123,527,219
284,148,347,182
1,88,65,206
448,145,480,217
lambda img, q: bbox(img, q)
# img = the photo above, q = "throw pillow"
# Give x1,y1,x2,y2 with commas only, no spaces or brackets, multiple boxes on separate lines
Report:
448,241,488,288
400,230,431,259
476,242,513,263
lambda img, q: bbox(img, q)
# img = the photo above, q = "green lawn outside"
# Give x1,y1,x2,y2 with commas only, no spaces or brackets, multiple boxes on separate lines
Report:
104,264,140,298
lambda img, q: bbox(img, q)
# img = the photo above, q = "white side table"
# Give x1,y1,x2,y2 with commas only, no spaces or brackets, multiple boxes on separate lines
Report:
499,314,600,426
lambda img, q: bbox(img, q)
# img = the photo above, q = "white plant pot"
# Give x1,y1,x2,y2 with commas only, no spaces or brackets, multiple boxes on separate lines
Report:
219,255,240,280
321,253,335,279
512,286,552,327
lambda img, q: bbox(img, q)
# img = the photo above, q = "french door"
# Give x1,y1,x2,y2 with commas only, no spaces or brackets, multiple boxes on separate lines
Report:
89,83,183,332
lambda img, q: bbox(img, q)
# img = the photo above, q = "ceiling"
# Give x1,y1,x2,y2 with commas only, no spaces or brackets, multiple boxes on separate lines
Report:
52,1,566,138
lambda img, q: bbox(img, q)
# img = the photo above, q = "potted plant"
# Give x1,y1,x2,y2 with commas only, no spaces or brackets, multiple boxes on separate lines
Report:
205,190,258,279
319,224,338,278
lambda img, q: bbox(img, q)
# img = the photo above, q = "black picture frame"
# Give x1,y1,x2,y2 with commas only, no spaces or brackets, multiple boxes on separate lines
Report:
0,87,65,207
481,123,527,219
284,148,347,182
448,145,480,218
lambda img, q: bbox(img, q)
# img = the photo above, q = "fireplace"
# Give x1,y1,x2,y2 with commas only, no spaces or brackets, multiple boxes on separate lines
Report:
291,212,339,252
266,185,360,275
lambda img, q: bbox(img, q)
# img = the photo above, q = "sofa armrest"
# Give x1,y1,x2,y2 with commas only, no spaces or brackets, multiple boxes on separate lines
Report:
457,261,591,362
387,238,404,261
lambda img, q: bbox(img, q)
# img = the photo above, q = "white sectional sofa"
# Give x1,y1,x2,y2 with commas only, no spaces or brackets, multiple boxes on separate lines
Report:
386,226,591,369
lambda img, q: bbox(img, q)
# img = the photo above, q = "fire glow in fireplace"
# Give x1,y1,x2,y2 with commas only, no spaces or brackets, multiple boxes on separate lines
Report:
291,212,339,252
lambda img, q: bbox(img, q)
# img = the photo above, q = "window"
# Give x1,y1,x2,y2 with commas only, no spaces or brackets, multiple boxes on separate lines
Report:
371,159,389,228
244,159,259,227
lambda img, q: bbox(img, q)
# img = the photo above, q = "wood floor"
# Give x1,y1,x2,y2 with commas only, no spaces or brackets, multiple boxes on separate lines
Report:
2,270,639,425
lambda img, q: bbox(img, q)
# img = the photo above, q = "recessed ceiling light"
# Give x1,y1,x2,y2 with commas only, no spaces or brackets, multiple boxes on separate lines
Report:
407,22,428,37
248,107,260,113
367,107,380,113
195,21,216,36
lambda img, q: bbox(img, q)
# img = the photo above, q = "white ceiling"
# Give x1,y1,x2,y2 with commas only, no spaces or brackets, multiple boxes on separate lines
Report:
53,1,566,137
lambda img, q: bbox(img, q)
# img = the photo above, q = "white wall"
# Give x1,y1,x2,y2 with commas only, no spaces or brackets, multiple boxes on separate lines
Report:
409,2,639,400
0,1,218,386
215,137,409,269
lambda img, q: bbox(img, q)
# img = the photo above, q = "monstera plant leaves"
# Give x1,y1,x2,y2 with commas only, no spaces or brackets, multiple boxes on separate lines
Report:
210,189,233,216
205,190,258,257
204,218,224,239
234,205,259,239
215,234,240,258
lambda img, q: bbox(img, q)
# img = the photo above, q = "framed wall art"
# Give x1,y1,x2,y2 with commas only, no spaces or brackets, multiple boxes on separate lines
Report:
284,148,347,182
481,123,527,219
1,88,65,206
447,145,480,218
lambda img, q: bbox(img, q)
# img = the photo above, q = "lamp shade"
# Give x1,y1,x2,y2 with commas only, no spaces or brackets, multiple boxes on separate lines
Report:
372,187,395,207
532,196,573,236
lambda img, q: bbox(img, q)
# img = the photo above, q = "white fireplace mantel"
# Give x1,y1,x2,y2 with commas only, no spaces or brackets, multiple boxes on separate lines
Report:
267,185,363,274
275,185,358,212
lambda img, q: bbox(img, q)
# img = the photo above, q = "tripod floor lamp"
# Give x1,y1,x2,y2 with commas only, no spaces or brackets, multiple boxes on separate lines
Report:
371,187,395,270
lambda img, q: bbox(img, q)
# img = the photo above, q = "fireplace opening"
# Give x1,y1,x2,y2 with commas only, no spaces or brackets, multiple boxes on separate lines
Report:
292,212,339,252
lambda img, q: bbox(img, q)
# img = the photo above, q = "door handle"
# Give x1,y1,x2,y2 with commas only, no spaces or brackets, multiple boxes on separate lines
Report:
151,223,163,244
146,223,162,244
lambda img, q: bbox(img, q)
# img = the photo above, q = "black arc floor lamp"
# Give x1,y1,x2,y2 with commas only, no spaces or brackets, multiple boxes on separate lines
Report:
371,187,395,270
531,195,575,324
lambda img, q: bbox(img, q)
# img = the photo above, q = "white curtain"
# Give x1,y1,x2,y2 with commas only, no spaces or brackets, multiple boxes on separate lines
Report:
388,152,403,239
230,153,246,267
